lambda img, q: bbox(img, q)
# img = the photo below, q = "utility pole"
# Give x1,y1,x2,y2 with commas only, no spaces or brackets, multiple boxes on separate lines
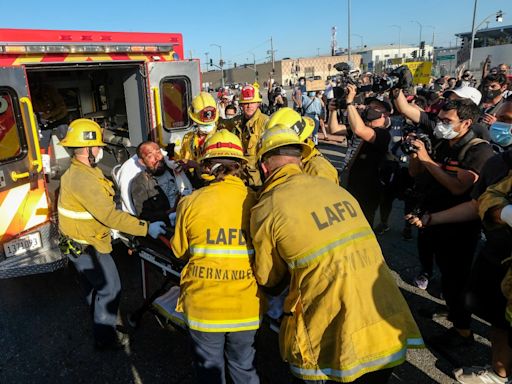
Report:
210,43,224,88
188,50,193,60
270,37,275,74
204,52,209,72
469,0,478,69
347,0,351,63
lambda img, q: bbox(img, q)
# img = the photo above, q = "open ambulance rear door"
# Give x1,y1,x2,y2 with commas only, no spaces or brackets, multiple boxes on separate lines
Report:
0,67,64,278
146,61,201,152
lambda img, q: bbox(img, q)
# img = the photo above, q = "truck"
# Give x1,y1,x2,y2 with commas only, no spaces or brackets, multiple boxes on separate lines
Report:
0,28,201,278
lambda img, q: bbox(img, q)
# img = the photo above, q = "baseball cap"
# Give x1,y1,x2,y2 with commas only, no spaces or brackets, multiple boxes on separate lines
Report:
365,96,393,113
443,86,482,106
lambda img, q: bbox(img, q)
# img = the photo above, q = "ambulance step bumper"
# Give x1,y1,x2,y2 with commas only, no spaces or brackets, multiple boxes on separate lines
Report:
0,222,67,279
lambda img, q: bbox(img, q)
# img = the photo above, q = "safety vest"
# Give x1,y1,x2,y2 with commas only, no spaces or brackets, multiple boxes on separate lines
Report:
251,164,423,382
171,175,262,332
302,139,339,184
58,158,148,253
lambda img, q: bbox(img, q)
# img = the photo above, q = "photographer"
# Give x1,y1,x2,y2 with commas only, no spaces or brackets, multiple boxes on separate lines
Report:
406,98,494,349
328,84,391,226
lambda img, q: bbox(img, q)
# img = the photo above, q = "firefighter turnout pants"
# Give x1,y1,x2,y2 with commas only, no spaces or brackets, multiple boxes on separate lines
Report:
67,246,121,345
188,329,259,384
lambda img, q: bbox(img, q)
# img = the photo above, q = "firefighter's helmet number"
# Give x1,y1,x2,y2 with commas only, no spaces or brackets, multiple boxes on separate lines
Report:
0,97,8,114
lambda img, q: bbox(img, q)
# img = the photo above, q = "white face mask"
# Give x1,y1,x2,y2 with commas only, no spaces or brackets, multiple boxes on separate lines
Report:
94,147,104,163
198,123,215,134
434,122,460,140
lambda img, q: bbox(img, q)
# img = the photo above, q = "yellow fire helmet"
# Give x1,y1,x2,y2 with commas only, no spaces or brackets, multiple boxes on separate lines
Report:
239,83,263,104
257,124,312,160
200,129,247,162
59,118,106,147
188,92,219,125
266,107,315,142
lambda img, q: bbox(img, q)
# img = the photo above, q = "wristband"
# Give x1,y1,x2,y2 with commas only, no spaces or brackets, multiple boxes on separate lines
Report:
500,205,512,227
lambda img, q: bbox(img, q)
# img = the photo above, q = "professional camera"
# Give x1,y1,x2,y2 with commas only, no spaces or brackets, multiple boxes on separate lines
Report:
332,64,414,109
400,133,432,155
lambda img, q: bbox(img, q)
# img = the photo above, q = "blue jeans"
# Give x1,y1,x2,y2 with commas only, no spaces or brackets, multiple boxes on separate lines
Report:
68,247,121,345
189,329,259,384
305,113,319,137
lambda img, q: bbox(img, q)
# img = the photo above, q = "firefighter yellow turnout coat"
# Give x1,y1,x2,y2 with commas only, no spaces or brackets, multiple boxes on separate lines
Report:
218,109,268,186
250,163,423,383
58,158,148,253
171,175,262,332
177,129,217,162
302,139,339,184
477,174,512,327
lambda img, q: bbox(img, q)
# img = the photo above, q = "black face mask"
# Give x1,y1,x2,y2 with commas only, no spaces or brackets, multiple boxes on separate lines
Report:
362,107,383,123
483,88,501,102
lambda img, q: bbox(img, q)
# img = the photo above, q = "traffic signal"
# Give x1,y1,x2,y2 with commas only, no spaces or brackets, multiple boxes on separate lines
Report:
234,62,237,68
420,41,425,50
219,59,225,67
421,49,426,57
496,10,503,23
461,39,465,49
411,50,417,59
209,58,213,66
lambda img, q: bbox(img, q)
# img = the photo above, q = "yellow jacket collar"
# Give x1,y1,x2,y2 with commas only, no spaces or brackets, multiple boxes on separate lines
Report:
71,157,103,177
245,108,262,127
260,163,303,195
301,139,320,163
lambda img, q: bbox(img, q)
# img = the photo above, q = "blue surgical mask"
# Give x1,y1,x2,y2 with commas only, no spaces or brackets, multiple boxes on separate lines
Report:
490,121,512,147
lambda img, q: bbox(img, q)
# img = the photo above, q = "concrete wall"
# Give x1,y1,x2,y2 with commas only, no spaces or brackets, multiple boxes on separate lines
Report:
468,44,512,72
202,54,361,89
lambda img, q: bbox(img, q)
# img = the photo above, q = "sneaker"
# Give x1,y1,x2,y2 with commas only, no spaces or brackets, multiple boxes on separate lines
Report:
453,365,509,383
427,327,474,349
374,223,390,235
414,273,430,290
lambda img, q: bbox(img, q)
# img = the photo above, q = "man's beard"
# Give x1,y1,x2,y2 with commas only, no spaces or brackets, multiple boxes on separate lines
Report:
148,161,166,176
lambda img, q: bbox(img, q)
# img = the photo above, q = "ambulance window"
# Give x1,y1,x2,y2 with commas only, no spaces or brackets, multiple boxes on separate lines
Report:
160,77,191,130
0,89,25,163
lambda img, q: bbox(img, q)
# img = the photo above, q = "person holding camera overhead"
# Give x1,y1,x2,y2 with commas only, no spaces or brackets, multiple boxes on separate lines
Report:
405,98,494,349
327,84,392,226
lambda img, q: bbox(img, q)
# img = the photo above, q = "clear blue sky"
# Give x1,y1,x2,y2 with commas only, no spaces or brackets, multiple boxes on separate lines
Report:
1,0,510,66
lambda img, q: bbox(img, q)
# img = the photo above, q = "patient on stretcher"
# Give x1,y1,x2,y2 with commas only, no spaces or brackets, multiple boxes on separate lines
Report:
114,141,192,251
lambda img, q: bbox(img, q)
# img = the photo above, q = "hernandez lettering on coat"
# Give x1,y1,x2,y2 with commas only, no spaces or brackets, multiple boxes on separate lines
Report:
310,200,358,230
188,264,254,280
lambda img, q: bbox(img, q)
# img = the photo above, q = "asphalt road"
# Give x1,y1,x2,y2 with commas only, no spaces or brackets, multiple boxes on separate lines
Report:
0,141,493,384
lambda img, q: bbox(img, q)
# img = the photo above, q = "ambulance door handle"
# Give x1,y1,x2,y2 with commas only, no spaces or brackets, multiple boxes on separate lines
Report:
11,97,43,181
152,87,165,148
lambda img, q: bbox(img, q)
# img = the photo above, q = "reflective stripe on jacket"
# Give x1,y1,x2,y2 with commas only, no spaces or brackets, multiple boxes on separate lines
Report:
218,109,269,186
170,175,262,332
250,163,423,382
58,158,148,253
302,139,339,184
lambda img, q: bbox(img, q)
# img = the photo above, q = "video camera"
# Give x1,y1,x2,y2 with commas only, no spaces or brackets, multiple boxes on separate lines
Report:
332,64,414,109
400,132,432,155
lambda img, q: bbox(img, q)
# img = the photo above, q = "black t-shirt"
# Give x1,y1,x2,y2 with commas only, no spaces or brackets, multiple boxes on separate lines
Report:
347,128,390,193
415,134,495,213
471,150,512,199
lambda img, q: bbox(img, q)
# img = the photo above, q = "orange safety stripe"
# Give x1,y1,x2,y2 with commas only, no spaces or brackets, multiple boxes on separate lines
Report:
0,178,49,244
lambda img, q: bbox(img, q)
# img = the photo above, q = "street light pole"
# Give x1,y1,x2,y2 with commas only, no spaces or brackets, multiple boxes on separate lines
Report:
249,52,257,82
411,20,423,50
390,25,402,57
347,0,351,63
210,43,224,88
204,52,209,72
469,0,478,69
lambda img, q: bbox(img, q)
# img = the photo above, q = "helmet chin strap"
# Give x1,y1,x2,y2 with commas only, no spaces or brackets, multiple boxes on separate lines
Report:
87,147,97,167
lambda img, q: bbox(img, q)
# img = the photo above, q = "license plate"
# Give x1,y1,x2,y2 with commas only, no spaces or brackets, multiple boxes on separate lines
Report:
3,232,42,258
